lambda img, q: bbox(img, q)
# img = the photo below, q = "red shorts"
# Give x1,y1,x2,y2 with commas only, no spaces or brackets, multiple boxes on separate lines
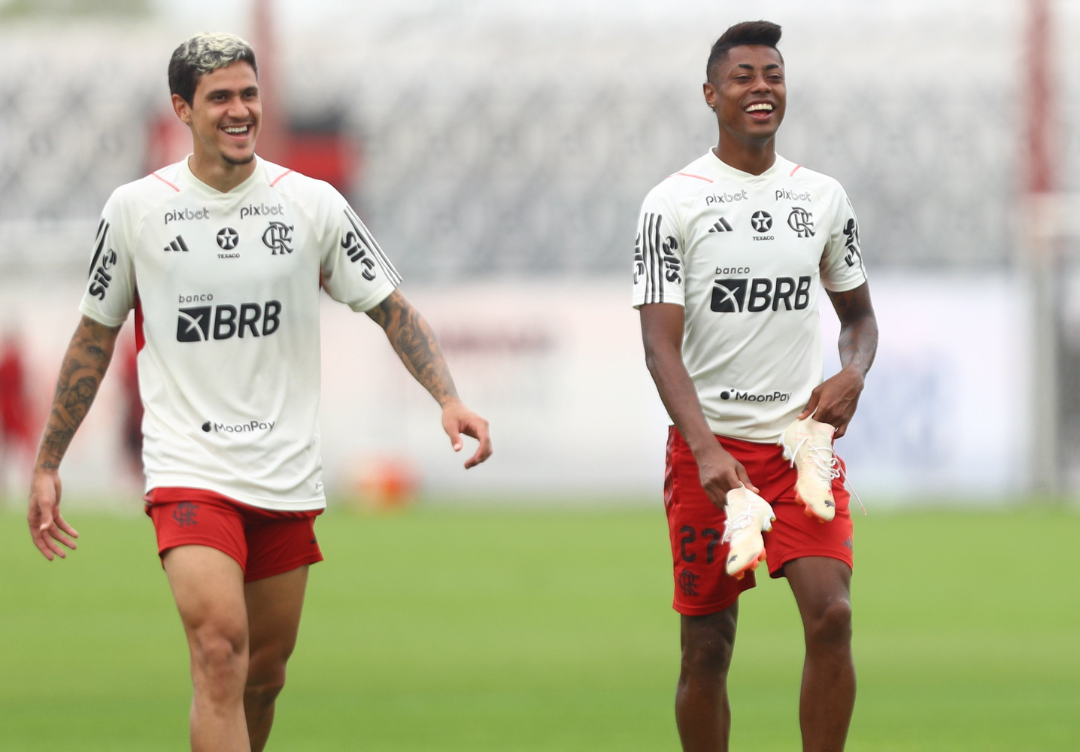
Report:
664,426,853,616
145,487,324,583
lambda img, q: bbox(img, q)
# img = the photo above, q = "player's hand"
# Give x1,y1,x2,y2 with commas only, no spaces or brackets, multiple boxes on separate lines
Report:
798,366,865,438
441,399,493,469
695,442,758,509
28,469,79,561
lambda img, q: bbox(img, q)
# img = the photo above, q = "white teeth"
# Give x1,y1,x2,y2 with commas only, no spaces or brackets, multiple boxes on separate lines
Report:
223,126,248,134
745,103,773,112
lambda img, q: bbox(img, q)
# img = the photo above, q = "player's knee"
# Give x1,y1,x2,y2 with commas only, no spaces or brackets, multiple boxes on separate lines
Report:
190,624,247,678
805,598,852,647
245,671,287,709
681,631,735,676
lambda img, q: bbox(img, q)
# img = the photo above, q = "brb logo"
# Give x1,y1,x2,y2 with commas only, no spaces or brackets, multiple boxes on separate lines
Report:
711,276,812,313
176,297,282,342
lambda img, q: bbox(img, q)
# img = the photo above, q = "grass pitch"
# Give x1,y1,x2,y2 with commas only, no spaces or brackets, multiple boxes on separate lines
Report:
1,502,1077,751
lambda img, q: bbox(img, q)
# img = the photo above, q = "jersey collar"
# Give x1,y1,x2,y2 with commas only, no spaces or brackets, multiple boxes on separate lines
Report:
178,155,265,196
705,150,790,183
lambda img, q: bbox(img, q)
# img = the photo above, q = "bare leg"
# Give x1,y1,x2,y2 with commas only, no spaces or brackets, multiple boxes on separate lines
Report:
675,604,739,752
244,565,309,752
164,545,250,752
785,556,856,752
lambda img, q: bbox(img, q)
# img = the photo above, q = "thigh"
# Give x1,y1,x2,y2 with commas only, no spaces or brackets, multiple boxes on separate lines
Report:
164,545,248,639
665,427,756,616
784,556,853,631
245,566,309,669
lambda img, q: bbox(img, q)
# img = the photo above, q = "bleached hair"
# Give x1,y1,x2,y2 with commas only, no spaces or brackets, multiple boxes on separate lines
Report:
168,32,258,104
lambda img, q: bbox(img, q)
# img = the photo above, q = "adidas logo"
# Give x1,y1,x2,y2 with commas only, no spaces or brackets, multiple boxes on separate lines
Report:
708,217,733,233
165,235,190,252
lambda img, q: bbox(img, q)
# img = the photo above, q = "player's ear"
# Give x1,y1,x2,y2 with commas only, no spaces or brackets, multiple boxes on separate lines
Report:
703,82,718,111
171,93,193,126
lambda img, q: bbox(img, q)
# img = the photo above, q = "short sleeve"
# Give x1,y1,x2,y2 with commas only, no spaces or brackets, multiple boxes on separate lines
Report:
632,185,686,308
78,192,136,327
820,190,868,292
319,191,402,313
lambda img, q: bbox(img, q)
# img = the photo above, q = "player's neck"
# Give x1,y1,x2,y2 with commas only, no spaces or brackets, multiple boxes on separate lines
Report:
187,151,257,193
713,133,776,176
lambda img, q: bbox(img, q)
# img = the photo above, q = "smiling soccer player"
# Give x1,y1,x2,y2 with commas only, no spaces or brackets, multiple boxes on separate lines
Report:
27,32,492,752
634,21,878,752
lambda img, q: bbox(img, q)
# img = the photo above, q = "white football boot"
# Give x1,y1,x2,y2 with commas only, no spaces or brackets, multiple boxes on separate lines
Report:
722,487,776,579
781,416,840,522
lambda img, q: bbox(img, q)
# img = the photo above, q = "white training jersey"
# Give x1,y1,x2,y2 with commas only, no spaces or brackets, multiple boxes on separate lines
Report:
79,157,401,511
633,151,867,443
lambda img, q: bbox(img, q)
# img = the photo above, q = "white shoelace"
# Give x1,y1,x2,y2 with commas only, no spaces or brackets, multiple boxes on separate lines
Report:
789,436,867,515
722,506,760,544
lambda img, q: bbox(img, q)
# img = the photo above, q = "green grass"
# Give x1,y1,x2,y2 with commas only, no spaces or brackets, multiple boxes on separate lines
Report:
1,503,1077,750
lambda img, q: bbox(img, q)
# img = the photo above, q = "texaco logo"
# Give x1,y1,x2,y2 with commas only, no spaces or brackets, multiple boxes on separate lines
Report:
216,227,239,250
787,207,815,238
750,211,773,233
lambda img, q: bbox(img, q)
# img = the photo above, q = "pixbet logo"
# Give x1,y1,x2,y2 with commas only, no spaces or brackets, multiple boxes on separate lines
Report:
705,190,748,206
711,275,812,313
775,189,812,202
719,389,792,403
240,203,284,220
201,419,276,433
164,207,209,224
176,299,282,342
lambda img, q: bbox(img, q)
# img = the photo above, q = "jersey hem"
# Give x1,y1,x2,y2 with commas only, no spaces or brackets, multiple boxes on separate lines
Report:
78,302,128,328
703,421,787,445
821,276,868,293
145,479,327,512
632,295,685,310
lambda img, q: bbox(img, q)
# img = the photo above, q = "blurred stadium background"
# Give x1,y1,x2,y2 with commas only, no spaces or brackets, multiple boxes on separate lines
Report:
0,0,1078,750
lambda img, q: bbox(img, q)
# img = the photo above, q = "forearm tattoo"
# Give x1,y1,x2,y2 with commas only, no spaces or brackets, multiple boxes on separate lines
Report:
367,291,459,406
36,317,120,470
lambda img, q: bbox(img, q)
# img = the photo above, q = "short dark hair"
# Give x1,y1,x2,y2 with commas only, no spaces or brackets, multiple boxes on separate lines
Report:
168,32,258,105
706,21,783,82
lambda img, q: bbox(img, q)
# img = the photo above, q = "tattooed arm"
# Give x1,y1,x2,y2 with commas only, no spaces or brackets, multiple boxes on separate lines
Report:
28,315,122,560
366,290,492,468
798,281,879,438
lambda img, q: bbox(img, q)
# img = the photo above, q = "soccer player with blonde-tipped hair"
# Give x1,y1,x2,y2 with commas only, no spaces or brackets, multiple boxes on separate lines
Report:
28,33,492,751
634,21,878,752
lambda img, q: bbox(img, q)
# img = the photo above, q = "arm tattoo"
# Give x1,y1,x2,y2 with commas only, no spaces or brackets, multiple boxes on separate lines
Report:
367,290,460,406
828,285,878,378
36,316,121,470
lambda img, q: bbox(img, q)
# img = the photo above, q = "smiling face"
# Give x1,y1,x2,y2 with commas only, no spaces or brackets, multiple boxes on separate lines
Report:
704,45,786,147
172,60,261,168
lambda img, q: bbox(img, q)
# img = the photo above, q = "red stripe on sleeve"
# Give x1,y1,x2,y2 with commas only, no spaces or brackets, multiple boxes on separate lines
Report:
134,293,145,353
789,164,803,177
151,172,181,192
270,169,294,187
673,172,714,183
